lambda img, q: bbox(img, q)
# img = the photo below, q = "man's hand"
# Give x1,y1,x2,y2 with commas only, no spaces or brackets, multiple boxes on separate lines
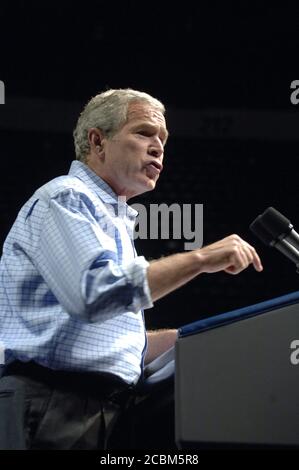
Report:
197,234,263,275
147,234,263,302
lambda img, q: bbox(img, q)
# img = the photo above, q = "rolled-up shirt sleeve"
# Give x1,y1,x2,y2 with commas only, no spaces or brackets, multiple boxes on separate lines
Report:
33,189,153,321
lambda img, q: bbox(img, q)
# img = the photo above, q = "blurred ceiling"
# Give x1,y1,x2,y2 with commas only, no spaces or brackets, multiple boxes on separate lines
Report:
1,1,298,108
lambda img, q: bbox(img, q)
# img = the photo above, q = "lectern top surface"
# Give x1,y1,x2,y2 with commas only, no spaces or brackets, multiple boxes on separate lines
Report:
179,289,299,338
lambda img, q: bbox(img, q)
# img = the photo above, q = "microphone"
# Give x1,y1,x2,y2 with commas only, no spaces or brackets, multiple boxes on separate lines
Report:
250,207,299,269
257,207,299,251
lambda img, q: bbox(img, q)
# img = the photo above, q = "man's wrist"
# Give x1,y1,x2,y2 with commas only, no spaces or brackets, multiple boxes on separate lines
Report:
187,249,204,275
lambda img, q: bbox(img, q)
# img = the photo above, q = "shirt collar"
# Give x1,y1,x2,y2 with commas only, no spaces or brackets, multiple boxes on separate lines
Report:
68,160,138,219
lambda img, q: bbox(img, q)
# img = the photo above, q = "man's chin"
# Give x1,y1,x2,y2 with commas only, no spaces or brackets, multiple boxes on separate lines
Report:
144,178,157,192
133,180,156,198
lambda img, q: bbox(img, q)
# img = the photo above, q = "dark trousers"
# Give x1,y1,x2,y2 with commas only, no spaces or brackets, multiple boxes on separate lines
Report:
0,361,134,450
0,361,175,450
111,382,176,449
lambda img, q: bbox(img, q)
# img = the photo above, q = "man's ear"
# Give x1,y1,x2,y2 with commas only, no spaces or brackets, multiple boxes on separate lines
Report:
88,128,106,157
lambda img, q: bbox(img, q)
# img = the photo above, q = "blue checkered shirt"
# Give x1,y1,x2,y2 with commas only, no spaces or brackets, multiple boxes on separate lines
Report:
0,161,153,384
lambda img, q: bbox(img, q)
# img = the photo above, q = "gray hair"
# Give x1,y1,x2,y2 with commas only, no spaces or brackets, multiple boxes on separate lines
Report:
73,88,165,163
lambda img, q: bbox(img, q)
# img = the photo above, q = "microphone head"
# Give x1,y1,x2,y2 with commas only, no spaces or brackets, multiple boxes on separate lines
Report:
258,207,292,239
249,215,274,246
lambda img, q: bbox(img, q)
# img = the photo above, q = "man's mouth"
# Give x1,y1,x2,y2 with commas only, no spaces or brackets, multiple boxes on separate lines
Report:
146,160,163,173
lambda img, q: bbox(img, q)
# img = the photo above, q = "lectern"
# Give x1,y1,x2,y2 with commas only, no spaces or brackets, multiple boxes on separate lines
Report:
175,290,299,448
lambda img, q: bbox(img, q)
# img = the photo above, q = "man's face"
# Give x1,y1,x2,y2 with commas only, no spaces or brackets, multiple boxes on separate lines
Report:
100,102,168,199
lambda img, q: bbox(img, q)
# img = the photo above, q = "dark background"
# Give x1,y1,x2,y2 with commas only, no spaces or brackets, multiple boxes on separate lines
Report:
1,1,299,330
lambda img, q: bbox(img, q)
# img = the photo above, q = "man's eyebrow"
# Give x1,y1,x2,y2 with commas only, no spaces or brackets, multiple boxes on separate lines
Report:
133,122,169,141
163,129,169,141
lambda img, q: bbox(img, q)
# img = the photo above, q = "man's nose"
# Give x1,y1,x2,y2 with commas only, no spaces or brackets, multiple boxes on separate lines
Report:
149,140,164,158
